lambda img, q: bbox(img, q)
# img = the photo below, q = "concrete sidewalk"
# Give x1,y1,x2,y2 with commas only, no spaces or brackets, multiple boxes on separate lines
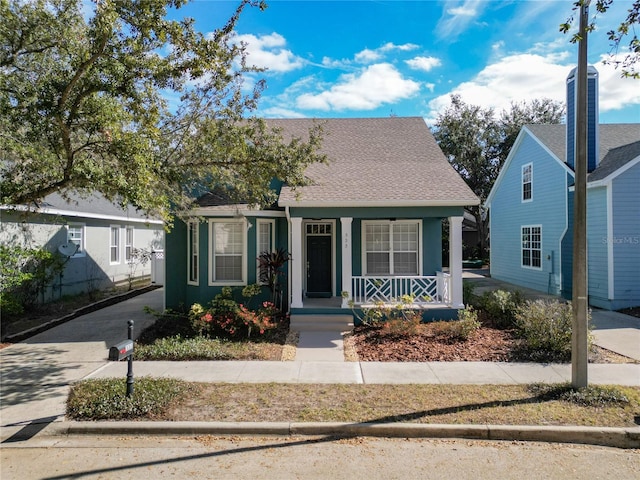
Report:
90,359,640,387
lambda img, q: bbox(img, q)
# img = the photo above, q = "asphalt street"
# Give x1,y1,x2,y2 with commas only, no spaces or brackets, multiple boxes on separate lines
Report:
2,434,639,480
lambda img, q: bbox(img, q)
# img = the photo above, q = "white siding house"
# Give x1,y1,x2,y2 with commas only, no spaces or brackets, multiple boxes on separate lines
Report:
1,192,164,301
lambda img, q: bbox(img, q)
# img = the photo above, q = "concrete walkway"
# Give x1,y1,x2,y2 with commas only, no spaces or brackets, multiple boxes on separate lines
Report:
590,309,640,361
295,331,346,362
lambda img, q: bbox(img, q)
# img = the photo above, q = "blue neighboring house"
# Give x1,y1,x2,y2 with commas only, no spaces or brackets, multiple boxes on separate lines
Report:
165,117,480,324
486,66,640,310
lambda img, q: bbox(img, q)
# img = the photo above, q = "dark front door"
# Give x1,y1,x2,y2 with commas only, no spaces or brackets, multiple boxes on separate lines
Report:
306,235,332,297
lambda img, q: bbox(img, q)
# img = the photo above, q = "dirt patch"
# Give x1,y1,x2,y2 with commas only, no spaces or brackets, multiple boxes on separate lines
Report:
346,323,635,364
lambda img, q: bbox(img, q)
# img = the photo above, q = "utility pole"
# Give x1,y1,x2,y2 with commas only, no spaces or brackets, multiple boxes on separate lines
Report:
572,0,590,389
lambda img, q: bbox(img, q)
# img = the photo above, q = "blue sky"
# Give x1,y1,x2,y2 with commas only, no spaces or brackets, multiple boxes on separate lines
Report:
170,0,640,124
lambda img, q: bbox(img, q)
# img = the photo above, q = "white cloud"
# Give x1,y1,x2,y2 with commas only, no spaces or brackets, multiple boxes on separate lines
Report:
406,56,442,72
447,5,476,16
233,32,304,73
355,49,382,63
262,107,307,118
426,52,640,122
491,41,504,53
437,0,485,39
593,54,640,112
427,54,569,118
380,42,420,52
354,43,419,64
296,63,421,111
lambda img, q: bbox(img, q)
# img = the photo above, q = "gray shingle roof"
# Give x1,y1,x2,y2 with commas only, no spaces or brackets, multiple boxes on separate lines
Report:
272,117,479,207
27,191,161,223
526,123,640,182
589,137,640,182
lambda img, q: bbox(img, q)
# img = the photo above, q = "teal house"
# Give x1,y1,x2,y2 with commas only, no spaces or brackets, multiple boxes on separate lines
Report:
165,117,480,323
486,67,640,310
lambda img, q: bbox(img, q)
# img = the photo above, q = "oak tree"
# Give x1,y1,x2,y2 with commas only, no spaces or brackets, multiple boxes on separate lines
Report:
433,95,564,257
0,0,325,225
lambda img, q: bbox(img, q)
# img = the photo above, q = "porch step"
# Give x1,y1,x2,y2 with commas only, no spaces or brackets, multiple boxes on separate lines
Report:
290,314,354,332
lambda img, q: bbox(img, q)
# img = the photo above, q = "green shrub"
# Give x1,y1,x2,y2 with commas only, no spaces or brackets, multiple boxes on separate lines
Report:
477,289,524,329
514,300,591,362
189,285,280,338
0,245,65,316
380,312,423,337
456,306,481,339
462,280,476,305
67,377,194,420
429,307,480,341
352,294,424,328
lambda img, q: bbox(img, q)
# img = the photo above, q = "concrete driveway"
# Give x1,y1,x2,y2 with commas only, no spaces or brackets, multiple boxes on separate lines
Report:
0,288,163,428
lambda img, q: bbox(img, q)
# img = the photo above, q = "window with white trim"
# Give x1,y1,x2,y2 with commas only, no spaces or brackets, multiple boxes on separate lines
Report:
522,225,542,269
522,163,532,202
209,219,246,284
125,226,134,263
110,226,120,264
256,219,275,284
187,221,199,285
66,224,85,257
363,221,420,275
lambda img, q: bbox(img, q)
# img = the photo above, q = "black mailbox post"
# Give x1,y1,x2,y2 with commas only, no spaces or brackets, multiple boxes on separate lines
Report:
108,320,135,397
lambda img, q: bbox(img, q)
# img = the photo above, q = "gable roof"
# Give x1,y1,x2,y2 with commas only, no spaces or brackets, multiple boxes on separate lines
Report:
273,117,479,208
588,139,640,183
487,123,640,207
525,124,568,162
526,123,640,182
2,191,163,224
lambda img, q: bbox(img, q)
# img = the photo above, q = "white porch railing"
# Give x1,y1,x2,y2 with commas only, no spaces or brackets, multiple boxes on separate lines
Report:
351,272,451,306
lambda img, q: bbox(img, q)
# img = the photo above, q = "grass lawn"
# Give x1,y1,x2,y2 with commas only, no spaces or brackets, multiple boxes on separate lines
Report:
67,379,640,428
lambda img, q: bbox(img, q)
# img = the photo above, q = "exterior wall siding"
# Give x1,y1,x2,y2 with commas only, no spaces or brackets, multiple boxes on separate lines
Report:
166,216,289,311
610,162,640,309
166,206,452,310
489,133,569,294
1,211,164,300
586,187,609,307
561,188,574,298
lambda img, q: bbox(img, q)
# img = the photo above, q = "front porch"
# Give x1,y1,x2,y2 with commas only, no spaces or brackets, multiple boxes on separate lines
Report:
291,273,457,323
288,215,465,316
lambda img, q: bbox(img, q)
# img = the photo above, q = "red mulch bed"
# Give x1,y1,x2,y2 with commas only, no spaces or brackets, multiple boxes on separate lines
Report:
352,324,518,362
349,322,632,363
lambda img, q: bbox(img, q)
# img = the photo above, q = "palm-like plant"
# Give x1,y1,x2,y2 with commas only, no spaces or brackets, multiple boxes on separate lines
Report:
257,248,291,307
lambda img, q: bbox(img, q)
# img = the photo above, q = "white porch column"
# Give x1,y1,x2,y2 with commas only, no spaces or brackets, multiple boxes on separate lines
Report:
449,216,464,308
340,217,353,308
290,217,304,308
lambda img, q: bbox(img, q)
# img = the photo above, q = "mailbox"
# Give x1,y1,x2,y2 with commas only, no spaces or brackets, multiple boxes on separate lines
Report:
108,339,134,361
